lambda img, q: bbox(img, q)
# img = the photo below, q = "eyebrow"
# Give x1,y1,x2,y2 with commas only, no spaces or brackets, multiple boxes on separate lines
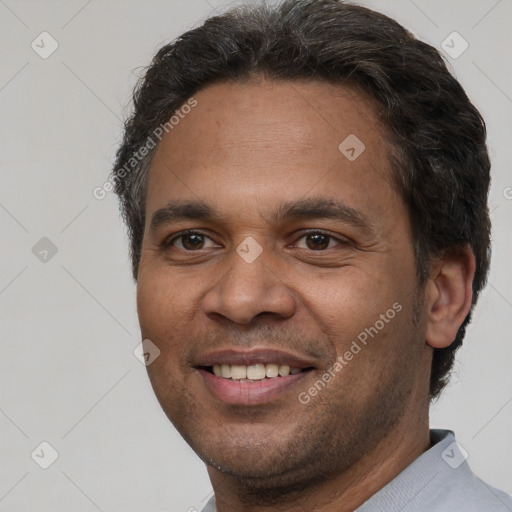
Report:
270,197,373,232
149,197,373,234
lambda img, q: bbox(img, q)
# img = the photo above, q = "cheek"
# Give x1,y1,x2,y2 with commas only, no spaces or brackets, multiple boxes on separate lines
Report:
136,269,208,391
137,267,196,336
136,273,195,404
298,264,417,374
302,267,399,330
137,275,165,339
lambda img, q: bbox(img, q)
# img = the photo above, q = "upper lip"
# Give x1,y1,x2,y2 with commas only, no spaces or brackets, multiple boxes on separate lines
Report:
193,347,317,369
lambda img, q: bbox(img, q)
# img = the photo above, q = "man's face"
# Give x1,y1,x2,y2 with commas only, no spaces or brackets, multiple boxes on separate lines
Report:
137,79,430,490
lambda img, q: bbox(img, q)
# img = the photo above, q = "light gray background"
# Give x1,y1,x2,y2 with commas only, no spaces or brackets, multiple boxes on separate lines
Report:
0,0,511,510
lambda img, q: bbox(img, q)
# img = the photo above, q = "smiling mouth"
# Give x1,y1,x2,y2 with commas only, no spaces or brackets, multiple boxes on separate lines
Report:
200,363,315,381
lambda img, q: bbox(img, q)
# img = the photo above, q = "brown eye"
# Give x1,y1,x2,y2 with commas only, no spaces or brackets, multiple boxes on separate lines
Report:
180,233,205,250
167,231,218,251
305,233,330,250
292,231,348,251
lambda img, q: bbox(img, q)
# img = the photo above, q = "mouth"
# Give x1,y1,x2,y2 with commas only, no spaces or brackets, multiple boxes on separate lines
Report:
193,348,317,405
199,363,315,381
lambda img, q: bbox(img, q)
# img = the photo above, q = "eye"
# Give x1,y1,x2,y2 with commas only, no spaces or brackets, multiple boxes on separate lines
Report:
293,231,347,250
165,231,219,251
163,230,347,252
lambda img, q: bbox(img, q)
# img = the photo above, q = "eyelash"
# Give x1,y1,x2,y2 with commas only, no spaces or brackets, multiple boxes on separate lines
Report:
163,229,349,251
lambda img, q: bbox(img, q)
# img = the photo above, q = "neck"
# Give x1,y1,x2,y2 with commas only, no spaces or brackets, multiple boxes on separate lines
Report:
207,408,431,512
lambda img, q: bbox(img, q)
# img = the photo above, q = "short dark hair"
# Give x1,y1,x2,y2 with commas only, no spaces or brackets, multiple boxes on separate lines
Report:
111,0,491,399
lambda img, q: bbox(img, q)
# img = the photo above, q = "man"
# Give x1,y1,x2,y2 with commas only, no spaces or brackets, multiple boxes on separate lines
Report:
111,0,512,510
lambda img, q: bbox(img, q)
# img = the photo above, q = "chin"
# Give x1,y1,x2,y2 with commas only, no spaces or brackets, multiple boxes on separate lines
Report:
191,427,302,479
203,445,338,505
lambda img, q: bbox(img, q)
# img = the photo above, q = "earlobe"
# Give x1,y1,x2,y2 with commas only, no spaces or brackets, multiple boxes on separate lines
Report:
425,246,476,349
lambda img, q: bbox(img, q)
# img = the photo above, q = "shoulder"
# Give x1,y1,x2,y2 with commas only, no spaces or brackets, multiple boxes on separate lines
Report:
357,429,512,512
425,430,512,511
425,464,512,511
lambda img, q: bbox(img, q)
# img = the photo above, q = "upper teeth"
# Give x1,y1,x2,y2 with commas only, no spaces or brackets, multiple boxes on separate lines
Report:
212,363,302,380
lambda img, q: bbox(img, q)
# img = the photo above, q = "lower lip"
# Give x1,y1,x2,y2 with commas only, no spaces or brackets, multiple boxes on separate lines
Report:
197,368,311,405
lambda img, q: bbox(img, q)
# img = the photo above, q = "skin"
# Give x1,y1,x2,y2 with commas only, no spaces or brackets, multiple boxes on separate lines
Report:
136,78,475,511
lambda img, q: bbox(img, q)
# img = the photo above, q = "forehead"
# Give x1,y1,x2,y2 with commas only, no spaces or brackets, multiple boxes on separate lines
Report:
145,78,399,222
155,78,388,160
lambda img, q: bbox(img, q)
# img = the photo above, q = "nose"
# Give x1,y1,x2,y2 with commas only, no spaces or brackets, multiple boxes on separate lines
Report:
201,246,296,325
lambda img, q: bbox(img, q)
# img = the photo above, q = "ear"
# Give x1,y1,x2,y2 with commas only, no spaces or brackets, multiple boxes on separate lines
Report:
424,245,476,349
